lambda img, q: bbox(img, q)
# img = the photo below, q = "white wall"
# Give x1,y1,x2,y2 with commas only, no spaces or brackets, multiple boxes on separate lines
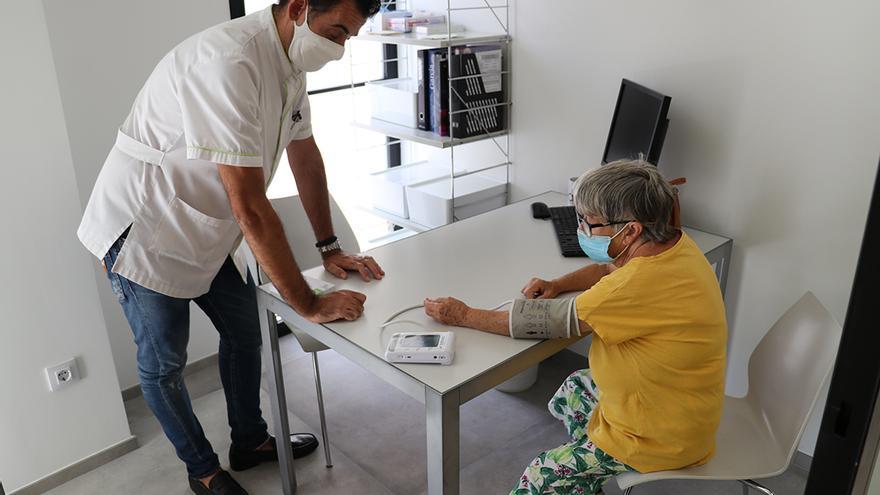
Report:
0,2,132,491
510,0,880,455
41,0,231,391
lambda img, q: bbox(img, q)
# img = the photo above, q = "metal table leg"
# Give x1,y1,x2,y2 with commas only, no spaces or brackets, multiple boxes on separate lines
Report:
426,387,460,495
258,293,297,494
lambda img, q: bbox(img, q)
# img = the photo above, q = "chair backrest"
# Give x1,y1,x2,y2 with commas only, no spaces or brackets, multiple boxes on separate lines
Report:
243,194,360,284
747,291,842,461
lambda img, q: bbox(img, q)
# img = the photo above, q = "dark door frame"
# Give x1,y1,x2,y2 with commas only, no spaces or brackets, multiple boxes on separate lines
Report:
805,158,880,494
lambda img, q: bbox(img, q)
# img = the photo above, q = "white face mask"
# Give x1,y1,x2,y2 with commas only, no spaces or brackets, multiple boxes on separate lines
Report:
288,7,345,72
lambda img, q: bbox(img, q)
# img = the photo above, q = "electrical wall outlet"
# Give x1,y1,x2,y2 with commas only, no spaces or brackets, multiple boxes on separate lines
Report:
45,358,80,392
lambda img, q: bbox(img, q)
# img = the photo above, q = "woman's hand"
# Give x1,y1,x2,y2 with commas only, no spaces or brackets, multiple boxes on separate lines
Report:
521,277,560,299
323,250,385,282
424,297,471,326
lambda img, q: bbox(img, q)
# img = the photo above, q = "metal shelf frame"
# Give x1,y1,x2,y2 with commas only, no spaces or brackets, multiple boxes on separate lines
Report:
351,0,512,232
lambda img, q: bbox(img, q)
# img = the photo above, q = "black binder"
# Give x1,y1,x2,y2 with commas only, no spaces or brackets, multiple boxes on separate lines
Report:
449,45,505,139
416,49,432,131
429,49,450,137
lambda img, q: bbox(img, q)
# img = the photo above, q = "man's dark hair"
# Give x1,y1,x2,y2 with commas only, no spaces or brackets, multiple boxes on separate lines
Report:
277,0,382,18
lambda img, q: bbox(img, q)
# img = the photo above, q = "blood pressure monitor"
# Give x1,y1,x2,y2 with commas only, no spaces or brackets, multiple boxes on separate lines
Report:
384,332,455,365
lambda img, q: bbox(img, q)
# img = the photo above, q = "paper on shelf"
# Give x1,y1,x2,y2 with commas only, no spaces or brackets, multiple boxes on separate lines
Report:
475,50,503,92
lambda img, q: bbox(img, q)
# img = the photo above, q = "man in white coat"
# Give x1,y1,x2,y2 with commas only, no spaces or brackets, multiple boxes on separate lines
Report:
77,1,382,493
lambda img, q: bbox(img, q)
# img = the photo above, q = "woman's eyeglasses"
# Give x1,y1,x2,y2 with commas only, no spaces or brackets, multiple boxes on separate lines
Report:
576,213,633,237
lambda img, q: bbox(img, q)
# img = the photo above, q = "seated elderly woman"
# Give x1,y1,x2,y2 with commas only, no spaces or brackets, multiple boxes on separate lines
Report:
423,160,727,495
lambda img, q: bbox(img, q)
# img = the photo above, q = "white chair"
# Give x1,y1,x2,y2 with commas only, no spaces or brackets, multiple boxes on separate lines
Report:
242,194,361,469
616,292,842,495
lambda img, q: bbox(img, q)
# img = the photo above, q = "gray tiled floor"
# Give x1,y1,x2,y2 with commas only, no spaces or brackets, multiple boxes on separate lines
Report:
47,336,808,494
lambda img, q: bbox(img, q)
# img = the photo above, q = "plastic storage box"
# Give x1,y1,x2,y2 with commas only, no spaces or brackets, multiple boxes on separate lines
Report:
369,161,450,219
405,174,507,228
366,78,419,128
388,14,446,33
369,10,411,32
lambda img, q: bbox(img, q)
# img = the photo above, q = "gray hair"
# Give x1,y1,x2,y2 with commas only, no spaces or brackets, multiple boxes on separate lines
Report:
573,159,677,243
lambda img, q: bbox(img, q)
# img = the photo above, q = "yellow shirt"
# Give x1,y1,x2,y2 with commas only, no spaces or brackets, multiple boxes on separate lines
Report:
575,231,727,473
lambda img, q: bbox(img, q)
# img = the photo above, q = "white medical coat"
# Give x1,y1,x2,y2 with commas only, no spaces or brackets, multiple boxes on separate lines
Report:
78,6,311,298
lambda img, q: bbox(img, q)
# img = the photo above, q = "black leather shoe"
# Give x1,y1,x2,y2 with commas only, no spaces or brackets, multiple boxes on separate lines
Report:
229,434,319,471
188,469,247,495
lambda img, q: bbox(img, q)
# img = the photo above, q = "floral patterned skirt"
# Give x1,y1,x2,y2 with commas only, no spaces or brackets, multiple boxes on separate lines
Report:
510,369,634,495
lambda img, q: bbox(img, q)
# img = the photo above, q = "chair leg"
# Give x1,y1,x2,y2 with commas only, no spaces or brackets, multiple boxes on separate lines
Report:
622,488,633,495
740,479,774,495
312,352,333,468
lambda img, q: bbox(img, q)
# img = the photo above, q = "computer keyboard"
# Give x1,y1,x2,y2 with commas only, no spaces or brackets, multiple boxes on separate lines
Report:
549,206,587,257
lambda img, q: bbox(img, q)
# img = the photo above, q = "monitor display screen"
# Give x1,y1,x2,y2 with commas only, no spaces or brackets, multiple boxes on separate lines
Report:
400,334,441,348
603,80,671,165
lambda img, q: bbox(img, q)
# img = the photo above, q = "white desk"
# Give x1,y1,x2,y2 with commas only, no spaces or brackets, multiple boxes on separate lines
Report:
256,191,732,495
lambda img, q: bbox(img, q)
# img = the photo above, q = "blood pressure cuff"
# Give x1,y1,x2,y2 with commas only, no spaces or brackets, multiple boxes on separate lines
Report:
508,298,580,339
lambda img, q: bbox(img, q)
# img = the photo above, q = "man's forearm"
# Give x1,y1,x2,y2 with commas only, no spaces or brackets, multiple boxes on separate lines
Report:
553,263,611,293
288,140,333,242
238,205,317,317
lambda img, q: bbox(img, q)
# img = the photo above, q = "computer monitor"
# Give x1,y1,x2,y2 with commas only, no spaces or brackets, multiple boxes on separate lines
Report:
602,79,671,165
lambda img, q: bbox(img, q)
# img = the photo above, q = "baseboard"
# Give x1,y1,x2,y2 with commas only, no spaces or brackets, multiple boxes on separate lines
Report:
121,352,219,401
9,436,138,495
121,382,141,401
792,449,813,474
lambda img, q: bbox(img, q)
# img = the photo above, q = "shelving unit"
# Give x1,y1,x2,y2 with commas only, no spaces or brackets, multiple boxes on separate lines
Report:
354,31,509,48
351,0,512,233
351,118,508,149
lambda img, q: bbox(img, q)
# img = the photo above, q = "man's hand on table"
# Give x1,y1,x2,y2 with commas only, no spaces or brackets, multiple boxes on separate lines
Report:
323,250,385,282
307,250,383,323
306,290,367,323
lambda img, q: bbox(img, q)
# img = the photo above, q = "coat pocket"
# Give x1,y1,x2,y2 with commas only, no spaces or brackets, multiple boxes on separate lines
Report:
149,197,237,267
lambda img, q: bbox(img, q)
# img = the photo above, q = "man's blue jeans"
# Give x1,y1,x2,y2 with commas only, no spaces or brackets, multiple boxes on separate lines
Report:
103,232,269,479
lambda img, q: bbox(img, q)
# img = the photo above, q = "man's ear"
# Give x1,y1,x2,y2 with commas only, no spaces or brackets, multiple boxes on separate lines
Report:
286,0,308,24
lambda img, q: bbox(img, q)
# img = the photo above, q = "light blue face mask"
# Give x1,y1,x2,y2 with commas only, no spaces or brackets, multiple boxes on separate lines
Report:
577,225,629,263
